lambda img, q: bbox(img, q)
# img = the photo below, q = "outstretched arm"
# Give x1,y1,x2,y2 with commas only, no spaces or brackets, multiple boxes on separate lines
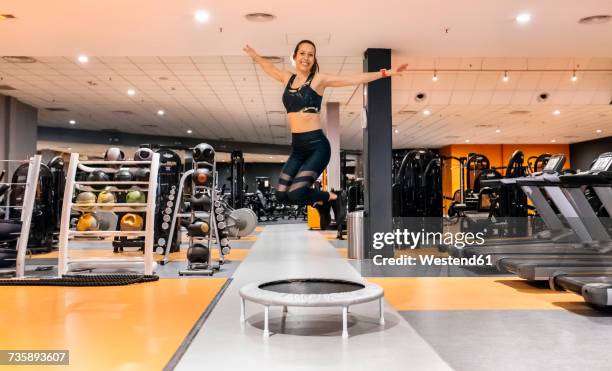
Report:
320,63,409,88
243,45,291,84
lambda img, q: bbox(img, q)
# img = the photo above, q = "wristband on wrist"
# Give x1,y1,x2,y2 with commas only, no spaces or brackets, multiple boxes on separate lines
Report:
380,69,387,78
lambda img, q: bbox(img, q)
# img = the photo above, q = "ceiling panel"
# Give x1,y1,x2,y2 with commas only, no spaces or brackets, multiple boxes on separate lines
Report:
0,55,610,151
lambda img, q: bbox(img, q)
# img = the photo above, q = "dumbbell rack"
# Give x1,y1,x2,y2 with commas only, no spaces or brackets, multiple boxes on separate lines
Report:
0,155,42,278
57,152,160,276
163,157,223,275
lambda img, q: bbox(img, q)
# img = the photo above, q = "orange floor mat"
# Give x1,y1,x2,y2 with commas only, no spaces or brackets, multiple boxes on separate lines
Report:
368,277,588,311
0,278,227,371
30,248,250,262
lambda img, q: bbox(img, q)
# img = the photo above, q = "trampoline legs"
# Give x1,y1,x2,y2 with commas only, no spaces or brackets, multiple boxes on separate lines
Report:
342,306,348,339
379,298,385,326
263,305,270,338
240,298,245,323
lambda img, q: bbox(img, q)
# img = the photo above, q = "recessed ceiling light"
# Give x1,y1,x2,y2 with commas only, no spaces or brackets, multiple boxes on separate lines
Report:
596,129,603,133
553,110,561,115
578,15,611,24
127,89,136,96
268,156,273,159
157,109,165,116
187,129,193,134
465,139,470,143
394,129,399,133
432,71,438,82
495,129,502,133
551,139,556,143
245,13,276,22
194,10,210,23
77,55,89,64
502,71,509,82
571,70,578,82
66,147,72,151
423,109,431,116
515,13,531,24
69,120,76,125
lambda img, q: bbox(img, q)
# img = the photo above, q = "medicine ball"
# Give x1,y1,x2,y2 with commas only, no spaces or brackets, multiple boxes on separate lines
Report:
187,220,210,237
126,190,146,205
190,192,211,211
0,248,17,268
113,169,133,189
134,148,154,162
0,220,21,239
193,168,211,186
104,147,125,161
75,191,97,211
193,143,215,163
130,167,150,181
87,170,110,190
187,244,210,264
120,213,144,231
77,213,99,231
97,191,116,209
94,212,118,231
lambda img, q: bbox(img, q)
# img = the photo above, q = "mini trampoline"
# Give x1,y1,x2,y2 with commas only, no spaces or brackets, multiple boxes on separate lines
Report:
239,278,384,338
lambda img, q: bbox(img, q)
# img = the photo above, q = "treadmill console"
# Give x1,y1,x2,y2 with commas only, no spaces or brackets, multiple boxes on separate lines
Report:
542,154,565,174
590,153,612,172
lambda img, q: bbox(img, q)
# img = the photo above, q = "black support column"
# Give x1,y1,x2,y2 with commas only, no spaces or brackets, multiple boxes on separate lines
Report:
362,48,393,259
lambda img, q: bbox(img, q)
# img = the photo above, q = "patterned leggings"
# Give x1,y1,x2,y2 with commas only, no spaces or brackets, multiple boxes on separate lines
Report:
276,129,331,206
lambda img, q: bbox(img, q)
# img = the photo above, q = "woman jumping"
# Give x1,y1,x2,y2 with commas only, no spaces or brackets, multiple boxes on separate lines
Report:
244,40,407,229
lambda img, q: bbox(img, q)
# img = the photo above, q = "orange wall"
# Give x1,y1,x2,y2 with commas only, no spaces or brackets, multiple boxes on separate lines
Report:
441,144,571,214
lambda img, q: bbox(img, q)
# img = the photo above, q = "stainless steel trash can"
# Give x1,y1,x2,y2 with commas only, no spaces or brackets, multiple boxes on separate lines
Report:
347,211,364,259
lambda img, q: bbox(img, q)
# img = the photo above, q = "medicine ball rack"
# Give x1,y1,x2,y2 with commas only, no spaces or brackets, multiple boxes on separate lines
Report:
57,152,160,276
163,149,223,275
0,155,42,278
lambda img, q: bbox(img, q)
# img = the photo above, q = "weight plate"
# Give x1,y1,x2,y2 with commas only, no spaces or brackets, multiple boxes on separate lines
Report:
229,208,258,237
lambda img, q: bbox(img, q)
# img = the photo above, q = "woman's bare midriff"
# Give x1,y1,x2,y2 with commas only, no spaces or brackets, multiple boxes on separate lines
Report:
288,112,322,133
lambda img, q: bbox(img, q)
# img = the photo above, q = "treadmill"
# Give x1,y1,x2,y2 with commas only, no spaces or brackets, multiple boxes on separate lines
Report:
548,153,612,307
496,152,612,281
448,154,572,257
486,154,576,243
460,153,610,262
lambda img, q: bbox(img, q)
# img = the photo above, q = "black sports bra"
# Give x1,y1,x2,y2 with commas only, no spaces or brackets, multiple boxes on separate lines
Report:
282,72,322,114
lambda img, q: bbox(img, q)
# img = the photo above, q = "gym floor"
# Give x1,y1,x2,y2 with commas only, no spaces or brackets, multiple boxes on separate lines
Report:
2,223,611,371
